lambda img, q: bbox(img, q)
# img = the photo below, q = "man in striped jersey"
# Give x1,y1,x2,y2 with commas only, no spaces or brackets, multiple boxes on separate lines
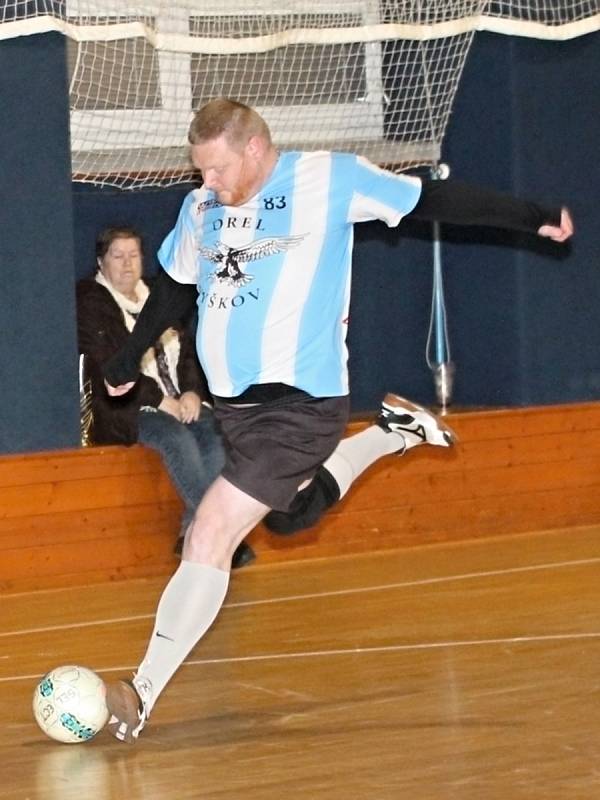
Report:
102,98,573,742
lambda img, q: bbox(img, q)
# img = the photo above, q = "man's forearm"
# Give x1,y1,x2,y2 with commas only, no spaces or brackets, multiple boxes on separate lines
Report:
103,270,198,386
411,179,562,233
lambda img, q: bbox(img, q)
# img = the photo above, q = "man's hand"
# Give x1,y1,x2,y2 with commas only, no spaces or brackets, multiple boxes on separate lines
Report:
538,207,574,242
104,379,136,397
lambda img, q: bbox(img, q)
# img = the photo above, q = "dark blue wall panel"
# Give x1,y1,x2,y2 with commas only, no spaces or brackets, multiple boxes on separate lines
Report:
441,32,599,407
513,34,600,403
0,33,79,453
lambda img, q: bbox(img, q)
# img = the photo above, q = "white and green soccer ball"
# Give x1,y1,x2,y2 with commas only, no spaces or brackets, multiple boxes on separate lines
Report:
33,665,109,743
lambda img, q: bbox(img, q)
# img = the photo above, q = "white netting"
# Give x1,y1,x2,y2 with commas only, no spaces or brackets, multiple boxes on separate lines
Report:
2,1,598,188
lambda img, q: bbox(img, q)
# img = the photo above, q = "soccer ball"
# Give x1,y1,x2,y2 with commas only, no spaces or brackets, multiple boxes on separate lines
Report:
32,665,110,744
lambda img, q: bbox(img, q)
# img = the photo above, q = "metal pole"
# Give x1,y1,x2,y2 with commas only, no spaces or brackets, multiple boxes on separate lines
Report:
426,163,455,413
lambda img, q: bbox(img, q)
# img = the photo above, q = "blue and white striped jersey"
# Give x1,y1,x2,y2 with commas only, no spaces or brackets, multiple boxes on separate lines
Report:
158,151,421,398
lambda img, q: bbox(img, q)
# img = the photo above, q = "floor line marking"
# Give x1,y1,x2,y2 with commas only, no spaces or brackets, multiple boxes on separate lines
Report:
7,629,600,685
3,554,600,639
229,555,600,609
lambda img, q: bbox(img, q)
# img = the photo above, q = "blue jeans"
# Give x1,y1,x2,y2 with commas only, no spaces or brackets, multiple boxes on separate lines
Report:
137,406,225,531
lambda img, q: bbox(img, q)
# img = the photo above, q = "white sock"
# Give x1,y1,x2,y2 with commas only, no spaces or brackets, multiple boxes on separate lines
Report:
134,561,229,713
322,425,408,499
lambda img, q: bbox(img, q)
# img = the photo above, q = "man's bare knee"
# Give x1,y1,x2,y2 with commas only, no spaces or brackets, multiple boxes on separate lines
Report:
183,476,268,568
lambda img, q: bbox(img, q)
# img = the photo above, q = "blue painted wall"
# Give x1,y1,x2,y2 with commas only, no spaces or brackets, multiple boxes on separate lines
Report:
0,33,80,453
1,29,598,453
441,32,599,407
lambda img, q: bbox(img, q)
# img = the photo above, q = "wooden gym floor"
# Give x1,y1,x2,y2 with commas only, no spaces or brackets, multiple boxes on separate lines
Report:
3,523,600,800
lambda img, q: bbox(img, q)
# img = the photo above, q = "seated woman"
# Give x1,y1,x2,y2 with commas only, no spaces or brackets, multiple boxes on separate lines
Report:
76,225,254,569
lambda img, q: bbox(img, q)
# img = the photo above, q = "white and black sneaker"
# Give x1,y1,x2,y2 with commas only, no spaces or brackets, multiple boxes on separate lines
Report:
106,676,152,744
377,393,456,448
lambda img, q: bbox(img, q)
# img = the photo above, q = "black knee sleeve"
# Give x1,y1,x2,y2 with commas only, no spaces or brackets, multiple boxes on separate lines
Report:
263,467,340,535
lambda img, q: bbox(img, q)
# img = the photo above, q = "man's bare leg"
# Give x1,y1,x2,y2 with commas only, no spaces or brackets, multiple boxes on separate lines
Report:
106,476,268,743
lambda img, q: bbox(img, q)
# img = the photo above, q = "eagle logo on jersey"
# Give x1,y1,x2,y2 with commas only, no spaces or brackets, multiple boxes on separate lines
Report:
198,234,305,287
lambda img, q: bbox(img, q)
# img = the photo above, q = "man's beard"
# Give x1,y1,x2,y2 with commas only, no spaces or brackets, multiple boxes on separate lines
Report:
217,156,257,206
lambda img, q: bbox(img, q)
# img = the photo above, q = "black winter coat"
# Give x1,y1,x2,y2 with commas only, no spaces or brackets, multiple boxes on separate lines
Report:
76,278,205,445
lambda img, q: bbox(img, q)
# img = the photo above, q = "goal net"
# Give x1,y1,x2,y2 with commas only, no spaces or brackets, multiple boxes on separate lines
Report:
2,1,598,188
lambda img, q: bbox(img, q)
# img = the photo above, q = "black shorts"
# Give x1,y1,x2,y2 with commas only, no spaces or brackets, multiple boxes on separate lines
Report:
213,394,350,511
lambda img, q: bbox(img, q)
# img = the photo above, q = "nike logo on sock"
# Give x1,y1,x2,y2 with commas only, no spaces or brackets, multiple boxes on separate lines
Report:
155,631,175,642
